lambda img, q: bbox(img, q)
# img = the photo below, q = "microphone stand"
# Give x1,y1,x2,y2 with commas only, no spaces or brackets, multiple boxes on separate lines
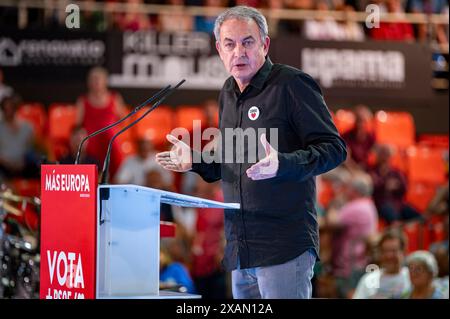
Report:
100,79,186,185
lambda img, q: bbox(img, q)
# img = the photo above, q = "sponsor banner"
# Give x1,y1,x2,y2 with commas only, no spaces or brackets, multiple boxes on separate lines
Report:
0,31,105,66
1,30,432,98
107,30,229,89
274,38,433,99
0,31,106,82
40,164,98,299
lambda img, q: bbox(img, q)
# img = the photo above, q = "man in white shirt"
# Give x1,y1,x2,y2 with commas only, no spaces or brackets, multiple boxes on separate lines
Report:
115,138,171,186
353,229,411,298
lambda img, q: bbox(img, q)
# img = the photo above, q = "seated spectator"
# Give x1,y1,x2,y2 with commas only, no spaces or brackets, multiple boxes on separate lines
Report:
115,138,158,185
429,214,449,298
320,163,353,211
158,0,193,32
426,183,449,216
326,172,378,298
144,165,175,221
339,4,366,41
304,0,343,41
342,105,375,170
59,125,100,166
79,0,107,32
195,0,226,34
363,0,387,13
409,0,449,50
118,0,152,31
370,0,415,41
190,177,227,299
160,239,196,294
404,250,447,298
353,229,411,298
426,152,449,216
304,0,365,41
0,96,37,181
369,144,423,225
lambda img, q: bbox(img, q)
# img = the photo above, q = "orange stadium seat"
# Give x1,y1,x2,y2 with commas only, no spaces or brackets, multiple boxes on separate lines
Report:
374,111,415,149
16,102,47,138
48,104,77,141
116,117,137,159
174,105,207,133
406,145,447,185
403,222,421,253
418,134,449,149
47,104,78,161
317,178,334,209
389,145,409,174
133,105,174,149
406,182,438,212
430,221,446,243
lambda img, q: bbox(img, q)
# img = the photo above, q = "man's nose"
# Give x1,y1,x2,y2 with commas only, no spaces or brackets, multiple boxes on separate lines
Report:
233,43,246,58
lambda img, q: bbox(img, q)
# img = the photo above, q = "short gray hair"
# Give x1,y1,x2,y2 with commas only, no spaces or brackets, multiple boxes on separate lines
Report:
350,173,373,197
214,6,269,43
406,250,439,277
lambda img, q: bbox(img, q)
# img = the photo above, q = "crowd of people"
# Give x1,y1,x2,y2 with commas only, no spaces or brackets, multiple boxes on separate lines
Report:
0,1,448,300
0,63,448,298
314,102,449,298
0,0,448,47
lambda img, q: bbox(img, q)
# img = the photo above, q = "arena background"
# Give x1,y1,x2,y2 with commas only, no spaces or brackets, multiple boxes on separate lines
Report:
0,0,448,300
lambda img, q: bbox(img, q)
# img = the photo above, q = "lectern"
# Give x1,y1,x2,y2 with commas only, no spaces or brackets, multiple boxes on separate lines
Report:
39,165,239,299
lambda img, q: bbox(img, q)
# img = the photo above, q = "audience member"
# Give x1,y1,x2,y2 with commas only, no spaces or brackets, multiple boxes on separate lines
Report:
342,105,375,170
353,229,411,298
0,96,37,181
369,144,423,224
115,138,158,185
59,125,100,166
160,238,197,294
158,0,194,32
370,0,415,41
118,0,153,31
190,177,227,299
76,66,126,179
404,250,446,298
326,172,378,298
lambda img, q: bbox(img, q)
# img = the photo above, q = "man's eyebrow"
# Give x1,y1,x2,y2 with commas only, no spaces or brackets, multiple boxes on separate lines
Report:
223,36,255,42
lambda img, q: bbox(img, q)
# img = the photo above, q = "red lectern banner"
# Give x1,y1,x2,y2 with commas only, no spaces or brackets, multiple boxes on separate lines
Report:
40,165,97,299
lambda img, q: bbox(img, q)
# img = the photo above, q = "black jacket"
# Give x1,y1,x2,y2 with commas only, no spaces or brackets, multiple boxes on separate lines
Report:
192,58,347,271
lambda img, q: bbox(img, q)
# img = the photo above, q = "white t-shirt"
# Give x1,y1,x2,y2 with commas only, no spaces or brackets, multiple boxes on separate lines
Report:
115,152,172,186
353,267,411,299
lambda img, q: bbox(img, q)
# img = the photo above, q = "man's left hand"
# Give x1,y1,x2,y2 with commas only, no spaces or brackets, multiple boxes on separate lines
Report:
246,133,279,180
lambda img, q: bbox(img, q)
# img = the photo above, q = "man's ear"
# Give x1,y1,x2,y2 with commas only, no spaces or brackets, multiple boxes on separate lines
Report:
215,41,221,54
263,36,271,56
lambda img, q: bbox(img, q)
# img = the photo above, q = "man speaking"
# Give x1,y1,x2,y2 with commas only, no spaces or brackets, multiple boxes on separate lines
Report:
156,6,347,299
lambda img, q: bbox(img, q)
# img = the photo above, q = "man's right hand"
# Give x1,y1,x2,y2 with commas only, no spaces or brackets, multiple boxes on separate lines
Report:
155,134,192,172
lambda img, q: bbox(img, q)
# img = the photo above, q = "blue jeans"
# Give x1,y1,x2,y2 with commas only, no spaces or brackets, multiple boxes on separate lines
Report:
231,249,316,299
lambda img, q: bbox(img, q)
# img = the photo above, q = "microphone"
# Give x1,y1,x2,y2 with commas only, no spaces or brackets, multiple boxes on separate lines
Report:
74,85,172,164
100,79,186,185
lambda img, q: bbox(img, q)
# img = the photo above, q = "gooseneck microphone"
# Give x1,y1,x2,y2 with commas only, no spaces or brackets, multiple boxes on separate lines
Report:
74,85,172,164
100,79,186,185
